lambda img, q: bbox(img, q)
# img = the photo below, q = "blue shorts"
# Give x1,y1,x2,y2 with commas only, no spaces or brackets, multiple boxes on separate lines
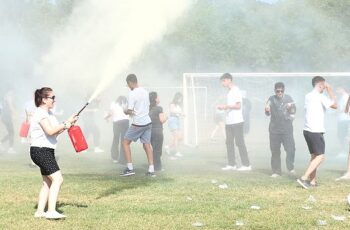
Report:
124,123,152,144
168,116,180,131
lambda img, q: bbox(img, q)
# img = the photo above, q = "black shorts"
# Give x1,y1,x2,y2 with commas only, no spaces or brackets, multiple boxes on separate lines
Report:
303,130,325,155
30,147,60,176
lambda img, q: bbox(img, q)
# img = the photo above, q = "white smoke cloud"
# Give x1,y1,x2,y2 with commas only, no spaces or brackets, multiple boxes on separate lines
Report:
35,0,193,103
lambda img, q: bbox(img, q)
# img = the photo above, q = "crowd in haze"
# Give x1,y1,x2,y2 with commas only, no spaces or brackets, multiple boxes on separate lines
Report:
1,73,350,219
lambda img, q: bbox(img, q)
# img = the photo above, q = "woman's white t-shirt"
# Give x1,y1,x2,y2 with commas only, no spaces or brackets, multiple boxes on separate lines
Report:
30,107,59,149
110,102,129,122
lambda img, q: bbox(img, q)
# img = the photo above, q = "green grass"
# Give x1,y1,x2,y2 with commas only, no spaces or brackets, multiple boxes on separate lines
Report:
0,141,350,230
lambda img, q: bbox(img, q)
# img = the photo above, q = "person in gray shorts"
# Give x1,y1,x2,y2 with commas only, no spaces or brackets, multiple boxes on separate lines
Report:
120,74,155,177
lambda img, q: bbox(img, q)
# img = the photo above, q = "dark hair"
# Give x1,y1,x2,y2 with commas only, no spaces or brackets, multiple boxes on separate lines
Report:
171,92,183,106
312,76,325,87
116,96,127,106
34,87,52,107
220,72,232,81
274,82,285,90
126,74,137,84
149,92,157,110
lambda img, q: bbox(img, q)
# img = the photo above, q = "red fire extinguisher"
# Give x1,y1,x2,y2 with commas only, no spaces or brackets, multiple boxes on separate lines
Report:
68,103,89,153
19,121,30,138
68,125,88,153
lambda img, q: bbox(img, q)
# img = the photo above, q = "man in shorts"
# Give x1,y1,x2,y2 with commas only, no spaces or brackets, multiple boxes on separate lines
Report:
297,76,337,189
120,74,155,177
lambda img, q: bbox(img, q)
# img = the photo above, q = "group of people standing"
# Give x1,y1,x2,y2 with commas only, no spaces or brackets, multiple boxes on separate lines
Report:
218,73,350,190
106,74,184,176
24,73,350,219
27,74,185,219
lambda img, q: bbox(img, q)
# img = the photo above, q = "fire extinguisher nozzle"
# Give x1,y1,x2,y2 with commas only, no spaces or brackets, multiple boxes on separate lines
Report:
76,102,89,116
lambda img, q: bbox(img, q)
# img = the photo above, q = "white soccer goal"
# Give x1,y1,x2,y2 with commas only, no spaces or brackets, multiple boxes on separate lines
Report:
183,72,350,146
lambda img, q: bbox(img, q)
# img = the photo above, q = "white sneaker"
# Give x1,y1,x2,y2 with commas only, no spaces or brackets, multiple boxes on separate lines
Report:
94,147,104,153
221,165,237,171
34,211,46,218
174,152,183,157
270,173,280,178
288,169,296,175
45,211,66,219
237,165,252,171
112,160,119,164
7,148,16,154
335,173,350,181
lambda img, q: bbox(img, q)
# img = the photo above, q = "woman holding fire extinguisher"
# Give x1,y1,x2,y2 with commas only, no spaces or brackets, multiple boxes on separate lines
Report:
30,87,78,219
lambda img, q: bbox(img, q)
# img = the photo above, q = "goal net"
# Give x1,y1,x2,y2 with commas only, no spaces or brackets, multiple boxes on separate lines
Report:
183,72,350,146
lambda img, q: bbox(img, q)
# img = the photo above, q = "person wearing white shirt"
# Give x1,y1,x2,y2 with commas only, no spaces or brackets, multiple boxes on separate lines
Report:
297,76,337,189
105,96,129,164
218,73,251,171
336,93,350,181
120,74,155,177
335,87,350,154
30,87,78,219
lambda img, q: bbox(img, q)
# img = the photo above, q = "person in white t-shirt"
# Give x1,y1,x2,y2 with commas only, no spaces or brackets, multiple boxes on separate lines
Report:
120,74,155,177
166,92,184,157
30,87,78,219
336,94,350,181
297,76,337,189
218,73,251,171
335,87,350,155
105,96,129,164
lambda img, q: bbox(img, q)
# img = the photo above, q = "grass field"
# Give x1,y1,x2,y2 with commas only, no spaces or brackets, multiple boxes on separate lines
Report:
0,139,350,230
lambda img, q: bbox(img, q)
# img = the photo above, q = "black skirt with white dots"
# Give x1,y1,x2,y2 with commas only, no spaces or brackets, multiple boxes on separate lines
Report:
30,146,60,176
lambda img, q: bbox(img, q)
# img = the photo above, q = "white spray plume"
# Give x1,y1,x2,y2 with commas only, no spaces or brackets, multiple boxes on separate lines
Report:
35,0,193,103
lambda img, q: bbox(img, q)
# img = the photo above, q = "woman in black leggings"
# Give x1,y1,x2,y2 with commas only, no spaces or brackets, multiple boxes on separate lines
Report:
149,92,167,171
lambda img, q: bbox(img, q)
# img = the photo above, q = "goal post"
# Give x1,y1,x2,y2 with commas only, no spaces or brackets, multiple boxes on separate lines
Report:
183,72,350,146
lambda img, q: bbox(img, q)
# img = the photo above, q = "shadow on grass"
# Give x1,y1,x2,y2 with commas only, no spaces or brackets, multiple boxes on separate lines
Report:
57,202,88,208
33,202,88,213
96,176,175,200
64,172,174,200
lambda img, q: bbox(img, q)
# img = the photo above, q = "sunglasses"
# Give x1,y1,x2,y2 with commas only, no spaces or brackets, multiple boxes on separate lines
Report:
47,96,56,100
275,90,284,93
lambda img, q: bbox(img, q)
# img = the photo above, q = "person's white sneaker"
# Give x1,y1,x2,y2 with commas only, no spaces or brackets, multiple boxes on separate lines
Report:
7,148,16,154
237,165,252,171
289,169,296,175
94,147,104,153
221,165,237,171
270,173,280,178
174,152,183,157
112,160,119,164
335,173,350,181
45,211,66,219
34,211,46,218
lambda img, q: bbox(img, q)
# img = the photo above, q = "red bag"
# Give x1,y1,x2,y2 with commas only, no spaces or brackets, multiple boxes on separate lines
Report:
68,125,88,153
19,122,30,138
